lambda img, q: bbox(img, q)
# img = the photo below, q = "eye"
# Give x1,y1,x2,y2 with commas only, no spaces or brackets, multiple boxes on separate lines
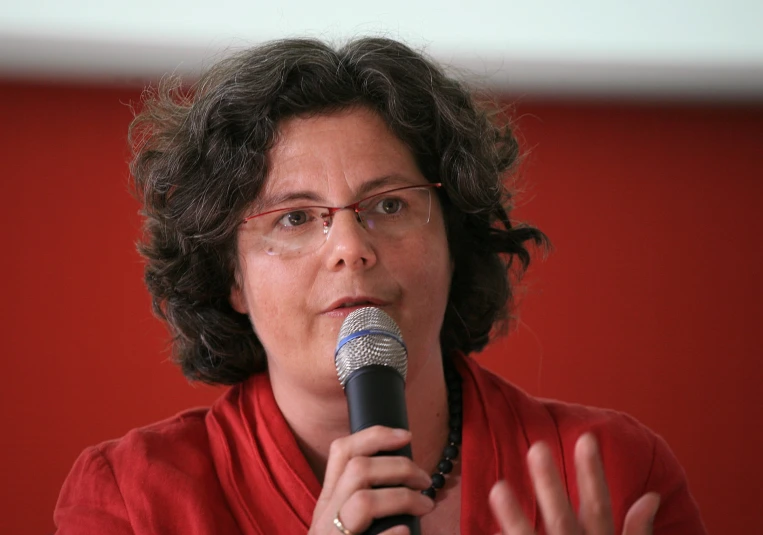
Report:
278,210,311,227
373,197,404,215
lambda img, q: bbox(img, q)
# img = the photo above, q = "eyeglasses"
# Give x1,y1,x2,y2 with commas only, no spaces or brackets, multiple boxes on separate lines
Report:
240,183,442,256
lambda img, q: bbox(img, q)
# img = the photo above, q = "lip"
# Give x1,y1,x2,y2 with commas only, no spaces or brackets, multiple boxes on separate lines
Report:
322,296,390,315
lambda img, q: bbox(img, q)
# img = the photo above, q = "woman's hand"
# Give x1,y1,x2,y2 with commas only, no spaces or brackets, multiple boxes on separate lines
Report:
309,426,435,535
489,433,661,535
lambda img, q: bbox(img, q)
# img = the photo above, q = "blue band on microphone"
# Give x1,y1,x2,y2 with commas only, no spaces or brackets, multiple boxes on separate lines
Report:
334,329,407,359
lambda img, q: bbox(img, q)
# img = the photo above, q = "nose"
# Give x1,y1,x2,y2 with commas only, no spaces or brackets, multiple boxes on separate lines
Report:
322,208,377,271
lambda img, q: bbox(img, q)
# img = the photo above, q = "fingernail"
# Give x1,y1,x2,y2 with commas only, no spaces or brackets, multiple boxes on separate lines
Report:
392,428,411,438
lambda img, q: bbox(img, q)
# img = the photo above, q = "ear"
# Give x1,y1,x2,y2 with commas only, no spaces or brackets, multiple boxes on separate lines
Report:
229,283,249,314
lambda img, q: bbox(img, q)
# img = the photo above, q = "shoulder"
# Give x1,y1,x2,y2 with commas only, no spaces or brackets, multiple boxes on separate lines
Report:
54,408,218,533
535,396,705,533
472,359,674,488
79,406,218,493
463,354,656,459
540,397,658,468
464,356,706,533
96,407,212,470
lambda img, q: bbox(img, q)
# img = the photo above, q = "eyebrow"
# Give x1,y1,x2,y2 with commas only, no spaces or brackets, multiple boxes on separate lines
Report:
256,175,416,210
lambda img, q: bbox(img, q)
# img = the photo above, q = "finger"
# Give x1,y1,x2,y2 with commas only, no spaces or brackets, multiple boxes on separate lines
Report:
338,487,435,534
489,480,534,535
622,493,660,535
575,433,614,534
527,441,581,535
323,427,413,493
333,455,432,499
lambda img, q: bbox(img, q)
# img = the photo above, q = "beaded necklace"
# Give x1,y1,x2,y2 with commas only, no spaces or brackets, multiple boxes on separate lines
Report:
421,361,462,500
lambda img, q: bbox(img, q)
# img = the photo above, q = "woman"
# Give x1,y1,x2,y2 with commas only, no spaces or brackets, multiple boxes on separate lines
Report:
54,37,706,534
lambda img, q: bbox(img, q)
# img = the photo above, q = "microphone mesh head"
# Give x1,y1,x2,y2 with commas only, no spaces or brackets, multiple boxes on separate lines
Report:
334,307,407,388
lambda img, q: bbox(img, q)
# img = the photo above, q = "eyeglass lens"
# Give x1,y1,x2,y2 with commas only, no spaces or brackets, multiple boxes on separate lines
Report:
248,186,435,256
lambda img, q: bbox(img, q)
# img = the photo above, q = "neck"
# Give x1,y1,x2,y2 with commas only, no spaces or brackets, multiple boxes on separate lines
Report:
269,353,449,483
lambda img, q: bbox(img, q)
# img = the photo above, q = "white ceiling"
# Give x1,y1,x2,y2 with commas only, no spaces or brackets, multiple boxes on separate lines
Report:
1,0,762,99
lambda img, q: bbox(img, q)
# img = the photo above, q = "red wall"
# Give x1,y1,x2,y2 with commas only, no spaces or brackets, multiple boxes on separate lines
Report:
1,80,760,534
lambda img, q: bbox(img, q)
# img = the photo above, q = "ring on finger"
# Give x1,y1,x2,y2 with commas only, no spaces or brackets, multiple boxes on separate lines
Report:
333,511,354,535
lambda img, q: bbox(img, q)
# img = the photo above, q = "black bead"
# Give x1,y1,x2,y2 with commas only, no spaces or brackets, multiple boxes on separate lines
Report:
437,459,453,474
443,445,459,460
423,362,462,503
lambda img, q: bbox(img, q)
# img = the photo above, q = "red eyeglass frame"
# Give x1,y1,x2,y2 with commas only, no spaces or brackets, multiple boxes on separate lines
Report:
241,183,443,226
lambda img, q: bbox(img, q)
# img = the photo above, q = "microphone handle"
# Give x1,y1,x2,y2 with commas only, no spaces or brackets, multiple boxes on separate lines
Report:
344,365,421,535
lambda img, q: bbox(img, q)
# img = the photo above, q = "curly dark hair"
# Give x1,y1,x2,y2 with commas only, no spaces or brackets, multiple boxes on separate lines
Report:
129,37,549,385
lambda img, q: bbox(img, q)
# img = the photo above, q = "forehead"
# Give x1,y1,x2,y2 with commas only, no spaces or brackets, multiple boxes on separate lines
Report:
261,107,425,201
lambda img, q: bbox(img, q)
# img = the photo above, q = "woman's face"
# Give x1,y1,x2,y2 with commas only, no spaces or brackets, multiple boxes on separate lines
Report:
231,107,452,396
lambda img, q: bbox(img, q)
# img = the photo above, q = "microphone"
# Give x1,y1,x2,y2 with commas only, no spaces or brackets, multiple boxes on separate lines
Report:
335,307,421,535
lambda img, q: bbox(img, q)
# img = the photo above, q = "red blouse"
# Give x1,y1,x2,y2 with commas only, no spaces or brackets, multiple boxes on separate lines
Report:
54,355,707,534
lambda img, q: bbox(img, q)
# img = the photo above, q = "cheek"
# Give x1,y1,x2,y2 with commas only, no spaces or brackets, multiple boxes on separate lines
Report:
239,256,317,340
398,231,452,304
255,264,301,303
